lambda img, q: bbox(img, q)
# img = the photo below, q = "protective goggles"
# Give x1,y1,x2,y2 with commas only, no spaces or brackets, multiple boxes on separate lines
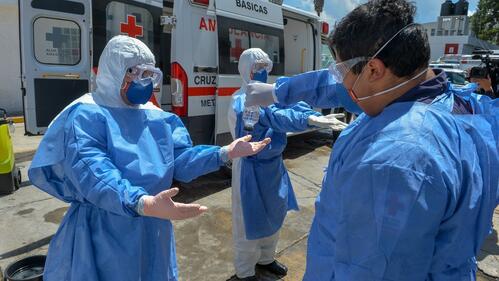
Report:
126,64,163,87
328,57,369,83
329,23,419,84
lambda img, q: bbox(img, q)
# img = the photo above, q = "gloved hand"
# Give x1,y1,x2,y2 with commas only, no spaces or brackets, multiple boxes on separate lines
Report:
227,135,271,159
142,188,207,220
244,82,276,107
308,113,348,131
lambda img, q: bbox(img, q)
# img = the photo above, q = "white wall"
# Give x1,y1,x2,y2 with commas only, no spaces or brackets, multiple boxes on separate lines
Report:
428,35,469,61
0,1,22,115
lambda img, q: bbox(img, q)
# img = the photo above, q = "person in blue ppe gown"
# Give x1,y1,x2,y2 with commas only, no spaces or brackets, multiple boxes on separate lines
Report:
244,0,499,280
227,48,348,281
28,35,270,281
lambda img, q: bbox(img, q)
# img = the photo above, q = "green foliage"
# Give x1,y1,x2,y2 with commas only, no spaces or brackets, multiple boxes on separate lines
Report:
470,0,499,45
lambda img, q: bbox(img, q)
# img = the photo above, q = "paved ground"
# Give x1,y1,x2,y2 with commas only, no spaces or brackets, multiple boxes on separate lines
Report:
0,123,497,280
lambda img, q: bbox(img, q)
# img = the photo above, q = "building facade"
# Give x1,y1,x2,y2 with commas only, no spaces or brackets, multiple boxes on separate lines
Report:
421,0,498,62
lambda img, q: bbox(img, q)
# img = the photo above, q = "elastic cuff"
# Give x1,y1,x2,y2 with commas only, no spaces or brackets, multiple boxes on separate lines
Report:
219,145,230,163
136,195,146,216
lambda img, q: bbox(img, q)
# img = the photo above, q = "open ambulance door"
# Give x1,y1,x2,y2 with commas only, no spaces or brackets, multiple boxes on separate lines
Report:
212,0,285,146
20,0,91,135
91,0,164,107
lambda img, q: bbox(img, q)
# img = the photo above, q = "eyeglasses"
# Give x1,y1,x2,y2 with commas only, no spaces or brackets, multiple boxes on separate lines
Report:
328,57,369,83
126,64,163,87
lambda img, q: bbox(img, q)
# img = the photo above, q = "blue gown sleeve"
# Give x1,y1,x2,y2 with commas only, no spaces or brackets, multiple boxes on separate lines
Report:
63,110,148,217
170,115,224,183
258,102,320,133
274,69,362,114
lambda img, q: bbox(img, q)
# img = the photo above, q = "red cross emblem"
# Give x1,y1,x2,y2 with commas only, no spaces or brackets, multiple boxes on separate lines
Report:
120,15,143,38
230,39,245,61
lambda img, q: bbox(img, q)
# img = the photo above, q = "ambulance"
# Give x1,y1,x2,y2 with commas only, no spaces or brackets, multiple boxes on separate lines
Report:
19,0,332,145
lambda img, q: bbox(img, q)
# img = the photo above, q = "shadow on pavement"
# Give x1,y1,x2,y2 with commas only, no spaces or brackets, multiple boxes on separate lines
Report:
0,235,53,260
284,131,336,161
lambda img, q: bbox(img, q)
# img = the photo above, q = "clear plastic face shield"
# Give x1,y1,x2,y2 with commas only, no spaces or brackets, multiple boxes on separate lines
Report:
126,64,163,88
329,57,369,83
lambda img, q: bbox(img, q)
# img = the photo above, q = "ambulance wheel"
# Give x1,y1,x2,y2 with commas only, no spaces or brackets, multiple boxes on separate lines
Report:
221,161,232,178
14,168,21,190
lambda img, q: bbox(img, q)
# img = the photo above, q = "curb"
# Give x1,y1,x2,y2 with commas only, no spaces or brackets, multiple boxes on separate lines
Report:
10,116,24,124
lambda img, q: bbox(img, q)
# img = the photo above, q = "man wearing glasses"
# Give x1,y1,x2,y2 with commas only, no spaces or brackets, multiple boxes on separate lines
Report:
245,0,499,280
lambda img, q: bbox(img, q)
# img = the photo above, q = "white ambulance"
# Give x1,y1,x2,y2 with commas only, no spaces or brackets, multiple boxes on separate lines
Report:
20,0,331,145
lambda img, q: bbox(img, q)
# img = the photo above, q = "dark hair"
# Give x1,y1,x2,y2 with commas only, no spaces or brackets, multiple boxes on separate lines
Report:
330,0,430,77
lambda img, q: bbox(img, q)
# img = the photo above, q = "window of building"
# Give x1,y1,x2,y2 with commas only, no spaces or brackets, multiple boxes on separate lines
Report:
431,29,436,36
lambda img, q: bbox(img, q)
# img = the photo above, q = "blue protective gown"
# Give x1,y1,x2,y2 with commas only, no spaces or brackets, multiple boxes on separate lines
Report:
273,69,499,280
28,101,225,281
232,91,320,239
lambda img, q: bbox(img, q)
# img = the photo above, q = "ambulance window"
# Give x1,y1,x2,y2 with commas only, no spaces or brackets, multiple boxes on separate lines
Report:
229,28,250,63
250,32,280,64
33,17,81,65
218,17,284,75
105,2,154,49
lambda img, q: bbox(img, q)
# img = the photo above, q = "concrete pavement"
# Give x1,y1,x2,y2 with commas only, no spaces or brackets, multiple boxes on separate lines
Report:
0,124,498,280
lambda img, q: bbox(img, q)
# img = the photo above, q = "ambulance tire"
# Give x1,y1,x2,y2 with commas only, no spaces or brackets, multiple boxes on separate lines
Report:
14,167,21,190
221,161,232,178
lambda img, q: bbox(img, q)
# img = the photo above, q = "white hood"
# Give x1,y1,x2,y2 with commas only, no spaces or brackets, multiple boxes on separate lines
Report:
92,35,156,108
237,48,273,92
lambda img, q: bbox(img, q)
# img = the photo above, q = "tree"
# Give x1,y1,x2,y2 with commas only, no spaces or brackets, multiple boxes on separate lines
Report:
471,0,499,46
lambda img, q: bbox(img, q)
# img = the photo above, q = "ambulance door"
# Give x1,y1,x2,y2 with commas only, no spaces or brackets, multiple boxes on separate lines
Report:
213,0,284,146
160,0,174,111
19,0,91,135
91,0,163,105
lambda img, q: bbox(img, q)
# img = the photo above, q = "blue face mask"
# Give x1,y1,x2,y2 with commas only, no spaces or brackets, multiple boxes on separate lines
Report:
125,78,154,105
252,69,268,83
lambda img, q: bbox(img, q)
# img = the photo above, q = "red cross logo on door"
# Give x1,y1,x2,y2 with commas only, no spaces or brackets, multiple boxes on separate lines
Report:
120,15,143,38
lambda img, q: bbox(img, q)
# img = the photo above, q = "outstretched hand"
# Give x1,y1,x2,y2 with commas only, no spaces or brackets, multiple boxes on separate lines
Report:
142,188,208,220
227,135,271,159
308,113,348,131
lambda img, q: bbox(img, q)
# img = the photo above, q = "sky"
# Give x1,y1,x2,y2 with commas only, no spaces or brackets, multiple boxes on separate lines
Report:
283,0,479,25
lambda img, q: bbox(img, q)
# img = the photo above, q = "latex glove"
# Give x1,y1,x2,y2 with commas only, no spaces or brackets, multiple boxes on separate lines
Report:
142,188,207,220
308,113,348,131
227,135,271,159
245,82,277,107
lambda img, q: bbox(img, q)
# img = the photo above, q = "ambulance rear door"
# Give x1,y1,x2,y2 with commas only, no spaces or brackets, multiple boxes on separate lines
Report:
213,0,285,145
19,0,91,135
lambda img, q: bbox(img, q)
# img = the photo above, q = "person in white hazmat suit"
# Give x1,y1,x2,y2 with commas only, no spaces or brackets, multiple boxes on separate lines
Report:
227,48,347,280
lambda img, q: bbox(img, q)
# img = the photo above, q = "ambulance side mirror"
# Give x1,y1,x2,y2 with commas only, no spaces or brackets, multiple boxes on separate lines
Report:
207,0,215,16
